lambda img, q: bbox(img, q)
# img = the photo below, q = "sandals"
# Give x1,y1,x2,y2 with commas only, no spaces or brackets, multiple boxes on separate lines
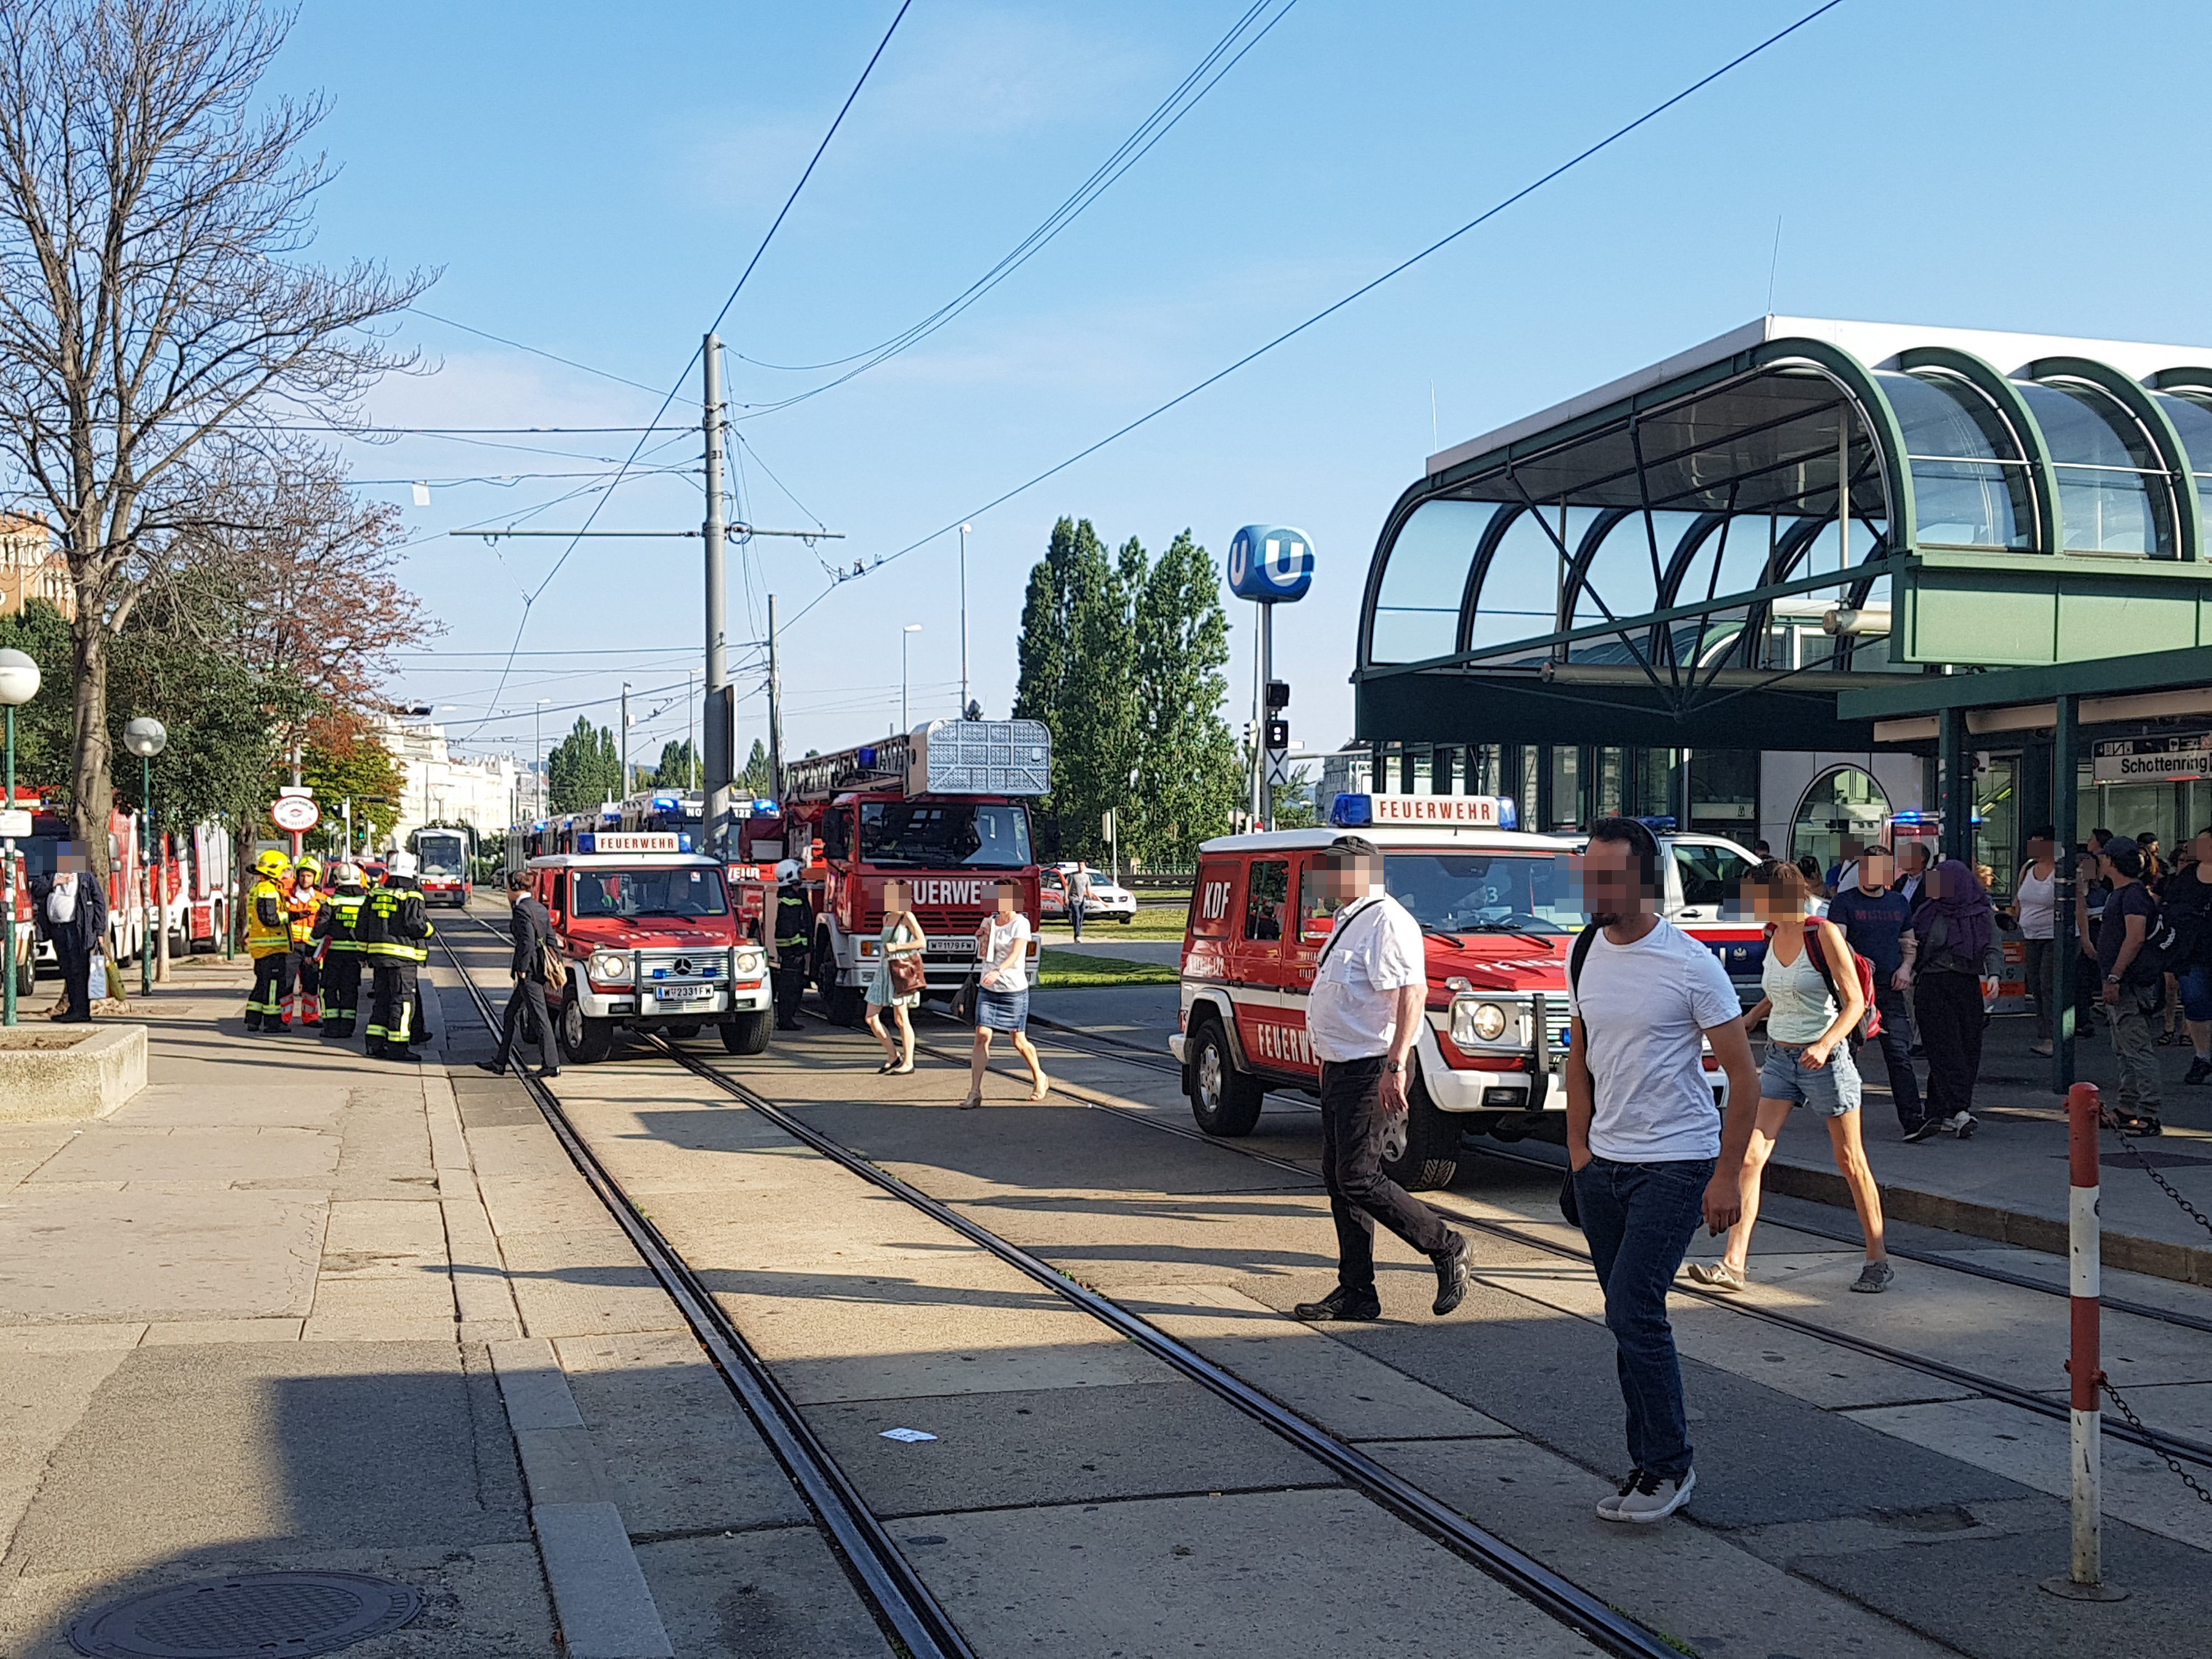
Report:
1684,1261,1746,1292
1026,1081,1052,1102
889,1060,915,1075
958,1093,983,1110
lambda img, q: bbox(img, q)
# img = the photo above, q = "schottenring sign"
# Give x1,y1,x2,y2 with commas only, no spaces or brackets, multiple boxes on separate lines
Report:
270,794,320,833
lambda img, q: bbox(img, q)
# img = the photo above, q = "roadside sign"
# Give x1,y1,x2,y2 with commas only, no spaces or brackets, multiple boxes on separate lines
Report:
1265,749,1294,788
1228,526,1315,603
0,809,28,838
270,795,320,833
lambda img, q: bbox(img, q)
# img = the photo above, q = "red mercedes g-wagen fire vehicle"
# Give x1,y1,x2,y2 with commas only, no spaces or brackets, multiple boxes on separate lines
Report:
1170,794,1729,1190
527,834,772,1062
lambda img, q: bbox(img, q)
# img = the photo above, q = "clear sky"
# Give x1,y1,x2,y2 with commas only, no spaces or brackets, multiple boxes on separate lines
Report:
271,0,2212,778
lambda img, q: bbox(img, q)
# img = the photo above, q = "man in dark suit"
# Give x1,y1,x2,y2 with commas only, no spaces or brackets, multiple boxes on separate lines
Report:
30,844,109,1022
477,872,560,1077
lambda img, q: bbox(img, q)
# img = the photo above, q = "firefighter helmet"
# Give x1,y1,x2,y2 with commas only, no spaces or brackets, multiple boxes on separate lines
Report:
294,855,323,881
253,849,290,878
332,862,363,887
774,859,803,883
387,850,419,878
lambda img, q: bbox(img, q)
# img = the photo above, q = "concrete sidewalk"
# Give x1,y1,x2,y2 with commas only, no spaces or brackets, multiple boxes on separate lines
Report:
0,951,882,1658
1759,1008,2212,1283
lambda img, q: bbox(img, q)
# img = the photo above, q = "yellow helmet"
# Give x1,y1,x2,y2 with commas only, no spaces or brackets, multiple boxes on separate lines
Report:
294,855,323,880
254,849,290,878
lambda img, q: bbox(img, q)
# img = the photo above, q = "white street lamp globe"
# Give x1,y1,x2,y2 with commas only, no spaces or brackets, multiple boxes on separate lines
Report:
122,716,167,758
0,647,38,707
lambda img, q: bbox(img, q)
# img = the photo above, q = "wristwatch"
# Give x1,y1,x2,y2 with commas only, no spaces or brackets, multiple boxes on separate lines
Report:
1381,1059,1402,1074
2106,973,2123,985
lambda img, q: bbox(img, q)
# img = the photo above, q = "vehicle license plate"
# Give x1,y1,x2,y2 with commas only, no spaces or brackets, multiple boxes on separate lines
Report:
654,984,714,1002
930,938,975,956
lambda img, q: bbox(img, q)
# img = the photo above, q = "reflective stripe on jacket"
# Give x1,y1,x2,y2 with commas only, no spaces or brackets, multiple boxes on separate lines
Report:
361,887,432,961
314,892,368,952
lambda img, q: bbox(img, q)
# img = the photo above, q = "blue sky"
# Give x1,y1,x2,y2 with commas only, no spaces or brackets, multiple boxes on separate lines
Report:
275,0,2212,774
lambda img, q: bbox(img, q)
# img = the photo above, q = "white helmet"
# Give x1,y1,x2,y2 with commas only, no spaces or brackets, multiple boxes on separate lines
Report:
774,859,803,883
387,850,420,878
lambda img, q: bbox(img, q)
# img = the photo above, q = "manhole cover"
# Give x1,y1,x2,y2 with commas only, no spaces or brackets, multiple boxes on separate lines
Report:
69,1572,421,1658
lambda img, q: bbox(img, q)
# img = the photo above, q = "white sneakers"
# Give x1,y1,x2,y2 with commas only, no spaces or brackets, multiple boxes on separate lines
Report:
1598,1466,1696,1523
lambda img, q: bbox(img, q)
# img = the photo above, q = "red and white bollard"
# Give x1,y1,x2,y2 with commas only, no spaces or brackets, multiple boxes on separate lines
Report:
2045,1081,2127,1600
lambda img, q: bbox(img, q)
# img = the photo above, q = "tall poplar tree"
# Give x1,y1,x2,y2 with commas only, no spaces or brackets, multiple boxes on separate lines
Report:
1132,531,1240,867
546,717,619,812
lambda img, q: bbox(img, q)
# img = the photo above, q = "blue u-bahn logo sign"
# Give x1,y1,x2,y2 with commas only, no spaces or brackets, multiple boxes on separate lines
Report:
1228,524,1314,603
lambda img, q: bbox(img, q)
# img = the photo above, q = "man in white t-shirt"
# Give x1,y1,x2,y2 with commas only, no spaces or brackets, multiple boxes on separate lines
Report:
1567,818,1759,1524
1291,836,1470,1324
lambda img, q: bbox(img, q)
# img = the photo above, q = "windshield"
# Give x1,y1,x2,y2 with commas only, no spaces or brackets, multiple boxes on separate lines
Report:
569,867,729,919
860,801,1032,869
417,835,466,876
1379,851,1578,935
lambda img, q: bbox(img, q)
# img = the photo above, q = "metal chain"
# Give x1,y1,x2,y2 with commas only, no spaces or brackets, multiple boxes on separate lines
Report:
2100,1121,2212,1240
2101,1376,2212,1508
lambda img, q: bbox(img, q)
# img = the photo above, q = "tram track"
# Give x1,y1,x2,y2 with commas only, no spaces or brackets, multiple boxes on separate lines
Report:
916,1009,2212,1473
437,911,1691,1659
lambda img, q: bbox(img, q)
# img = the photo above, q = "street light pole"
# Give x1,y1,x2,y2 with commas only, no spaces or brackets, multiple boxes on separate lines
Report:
0,648,40,1028
902,624,922,733
123,718,166,997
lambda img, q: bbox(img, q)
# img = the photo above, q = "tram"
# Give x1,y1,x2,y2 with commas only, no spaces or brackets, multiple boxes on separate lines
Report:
408,824,476,906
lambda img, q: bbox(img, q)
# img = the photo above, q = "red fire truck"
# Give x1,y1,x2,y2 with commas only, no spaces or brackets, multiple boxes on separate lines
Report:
526,831,774,1061
1170,793,1730,1191
748,719,1051,1025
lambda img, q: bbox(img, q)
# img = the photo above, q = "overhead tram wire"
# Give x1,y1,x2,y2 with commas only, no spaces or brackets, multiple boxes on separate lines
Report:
783,0,1847,632
404,306,667,396
729,0,1297,416
454,0,915,736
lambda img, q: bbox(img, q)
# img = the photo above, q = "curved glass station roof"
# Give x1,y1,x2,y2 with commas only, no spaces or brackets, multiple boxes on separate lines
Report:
1357,317,2212,751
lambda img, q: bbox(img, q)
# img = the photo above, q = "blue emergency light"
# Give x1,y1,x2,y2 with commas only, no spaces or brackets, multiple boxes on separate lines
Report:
1637,815,1678,833
578,832,595,851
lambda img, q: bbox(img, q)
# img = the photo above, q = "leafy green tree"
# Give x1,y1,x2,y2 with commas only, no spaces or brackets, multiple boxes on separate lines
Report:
738,737,771,795
1131,531,1241,866
1012,518,1139,863
652,738,698,791
546,716,619,812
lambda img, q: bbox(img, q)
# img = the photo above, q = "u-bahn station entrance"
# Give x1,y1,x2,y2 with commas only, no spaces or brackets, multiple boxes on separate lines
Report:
1353,315,2212,1078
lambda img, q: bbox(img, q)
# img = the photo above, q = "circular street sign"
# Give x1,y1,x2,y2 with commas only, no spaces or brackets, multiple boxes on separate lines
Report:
270,795,321,833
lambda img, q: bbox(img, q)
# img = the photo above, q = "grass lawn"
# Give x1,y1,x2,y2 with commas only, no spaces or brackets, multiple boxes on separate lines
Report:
1036,947,1180,988
1040,900,1190,943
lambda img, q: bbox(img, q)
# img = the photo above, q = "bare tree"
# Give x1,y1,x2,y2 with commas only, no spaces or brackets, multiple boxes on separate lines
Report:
0,0,429,868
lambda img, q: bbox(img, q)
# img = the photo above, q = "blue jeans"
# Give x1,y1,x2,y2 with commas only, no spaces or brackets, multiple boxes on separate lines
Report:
1573,1155,1714,1482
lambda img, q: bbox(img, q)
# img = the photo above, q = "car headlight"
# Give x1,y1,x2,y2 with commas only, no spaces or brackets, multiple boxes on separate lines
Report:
588,951,630,982
735,948,764,974
1449,997,1510,1048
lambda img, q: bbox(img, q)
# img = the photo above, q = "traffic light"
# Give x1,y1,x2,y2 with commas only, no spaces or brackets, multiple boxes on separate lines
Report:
1265,718,1289,750
1265,680,1290,710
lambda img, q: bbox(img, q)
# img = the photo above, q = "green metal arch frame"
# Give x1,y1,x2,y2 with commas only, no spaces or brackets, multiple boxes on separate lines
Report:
1748,336,1918,555
2028,354,2199,561
1895,346,2061,555
2145,368,2212,492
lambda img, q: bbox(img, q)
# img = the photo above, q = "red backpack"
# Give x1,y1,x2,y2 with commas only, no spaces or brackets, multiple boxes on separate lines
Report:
1766,918,1882,1049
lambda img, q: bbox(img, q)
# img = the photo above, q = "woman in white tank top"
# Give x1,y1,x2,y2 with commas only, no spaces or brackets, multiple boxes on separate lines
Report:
2001,829,2058,1057
1685,859,1891,1295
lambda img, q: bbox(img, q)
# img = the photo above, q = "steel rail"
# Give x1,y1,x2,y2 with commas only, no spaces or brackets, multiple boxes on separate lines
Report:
644,1037,1687,1659
941,1014,2212,1472
432,927,977,1659
442,909,1684,1657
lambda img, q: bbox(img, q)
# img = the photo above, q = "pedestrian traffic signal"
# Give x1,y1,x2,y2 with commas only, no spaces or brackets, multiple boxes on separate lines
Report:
1265,718,1289,750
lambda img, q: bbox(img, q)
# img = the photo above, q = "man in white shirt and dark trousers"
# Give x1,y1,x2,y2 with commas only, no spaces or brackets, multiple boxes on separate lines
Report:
1567,818,1759,1522
1293,836,1471,1323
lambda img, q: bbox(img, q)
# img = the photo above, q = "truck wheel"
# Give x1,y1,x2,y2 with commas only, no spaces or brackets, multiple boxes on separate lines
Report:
1188,1017,1263,1137
721,1009,772,1055
558,988,615,1064
1380,1071,1463,1192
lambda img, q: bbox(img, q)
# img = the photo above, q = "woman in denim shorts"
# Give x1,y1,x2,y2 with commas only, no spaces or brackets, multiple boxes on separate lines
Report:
1685,859,1893,1295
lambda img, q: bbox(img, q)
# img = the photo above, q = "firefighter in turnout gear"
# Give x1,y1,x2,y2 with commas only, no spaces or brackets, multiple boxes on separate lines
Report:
243,850,297,1030
771,858,810,1030
311,864,370,1039
360,851,435,1058
284,855,325,1028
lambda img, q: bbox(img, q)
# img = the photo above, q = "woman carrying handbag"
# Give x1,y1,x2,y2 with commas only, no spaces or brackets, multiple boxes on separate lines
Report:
866,879,927,1074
